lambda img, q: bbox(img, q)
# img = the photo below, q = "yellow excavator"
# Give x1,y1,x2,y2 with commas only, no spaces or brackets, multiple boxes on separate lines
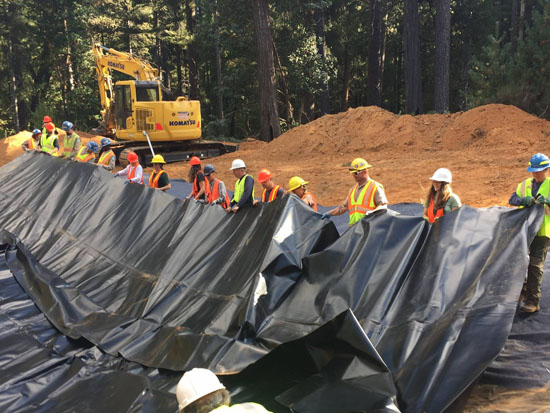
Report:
93,44,236,164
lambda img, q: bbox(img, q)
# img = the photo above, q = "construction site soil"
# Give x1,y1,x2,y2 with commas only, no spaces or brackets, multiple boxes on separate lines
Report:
1,103,550,411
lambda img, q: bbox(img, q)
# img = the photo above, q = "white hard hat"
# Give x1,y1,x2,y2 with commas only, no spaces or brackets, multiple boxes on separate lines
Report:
176,368,226,411
429,168,452,183
230,159,246,170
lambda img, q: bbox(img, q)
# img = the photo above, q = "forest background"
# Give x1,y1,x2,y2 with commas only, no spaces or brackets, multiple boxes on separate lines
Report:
1,0,549,142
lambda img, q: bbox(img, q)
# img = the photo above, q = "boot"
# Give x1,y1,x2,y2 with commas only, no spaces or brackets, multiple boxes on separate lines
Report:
521,302,540,313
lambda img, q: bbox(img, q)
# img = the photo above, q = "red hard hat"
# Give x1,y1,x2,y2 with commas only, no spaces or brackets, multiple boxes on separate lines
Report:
43,115,52,123
258,168,272,183
45,123,54,132
189,156,201,166
127,151,138,163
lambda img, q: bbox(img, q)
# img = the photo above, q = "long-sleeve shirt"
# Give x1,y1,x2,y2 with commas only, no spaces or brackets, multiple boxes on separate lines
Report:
116,164,143,184
509,179,542,206
210,179,228,204
231,175,254,208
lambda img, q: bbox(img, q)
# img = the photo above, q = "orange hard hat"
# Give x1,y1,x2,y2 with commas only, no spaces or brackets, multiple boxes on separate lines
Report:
43,115,52,123
258,169,272,183
189,156,201,166
44,123,54,132
127,151,138,163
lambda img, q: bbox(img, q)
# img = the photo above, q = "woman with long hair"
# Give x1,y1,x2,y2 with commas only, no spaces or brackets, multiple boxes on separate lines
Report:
423,168,461,223
186,156,210,202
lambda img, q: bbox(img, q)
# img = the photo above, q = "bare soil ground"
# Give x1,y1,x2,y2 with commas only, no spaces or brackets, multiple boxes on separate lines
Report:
1,104,550,410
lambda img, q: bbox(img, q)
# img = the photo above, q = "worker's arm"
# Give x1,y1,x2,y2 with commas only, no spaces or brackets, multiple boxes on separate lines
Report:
107,154,116,171
115,165,129,177
302,193,316,209
235,176,254,209
326,190,351,216
70,136,81,158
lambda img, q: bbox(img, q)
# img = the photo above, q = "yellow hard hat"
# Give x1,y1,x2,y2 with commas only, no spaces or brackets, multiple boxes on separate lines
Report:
288,176,308,191
152,154,166,164
349,157,372,173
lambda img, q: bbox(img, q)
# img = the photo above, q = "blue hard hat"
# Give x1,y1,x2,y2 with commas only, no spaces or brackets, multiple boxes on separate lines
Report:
87,141,99,152
100,137,112,147
203,164,216,176
62,121,74,131
527,153,550,172
32,129,41,135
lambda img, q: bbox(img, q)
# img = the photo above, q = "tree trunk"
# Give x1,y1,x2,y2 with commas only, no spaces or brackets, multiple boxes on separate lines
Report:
214,0,224,120
519,0,525,41
8,36,20,133
176,45,184,96
273,39,294,128
434,0,450,113
251,0,281,141
341,45,351,112
404,0,423,114
367,0,383,106
314,7,329,115
185,0,199,100
510,0,519,52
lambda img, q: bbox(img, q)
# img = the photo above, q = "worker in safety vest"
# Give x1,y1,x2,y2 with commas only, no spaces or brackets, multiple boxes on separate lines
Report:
255,168,284,204
422,168,461,223
21,129,41,152
74,141,98,163
186,156,210,202
114,151,143,184
227,159,254,213
39,123,60,156
42,115,57,136
61,121,81,159
149,154,171,191
204,164,230,208
176,368,271,413
97,138,116,171
509,153,550,313
322,158,387,226
288,176,318,211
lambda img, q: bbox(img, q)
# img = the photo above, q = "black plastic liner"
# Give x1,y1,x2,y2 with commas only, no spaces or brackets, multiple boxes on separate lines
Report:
0,152,545,411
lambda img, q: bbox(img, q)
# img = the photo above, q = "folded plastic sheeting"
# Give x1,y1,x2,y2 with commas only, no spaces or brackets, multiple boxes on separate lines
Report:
0,153,544,412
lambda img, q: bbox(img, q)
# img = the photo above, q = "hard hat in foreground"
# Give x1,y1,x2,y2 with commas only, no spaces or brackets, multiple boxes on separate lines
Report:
230,159,246,170
288,176,308,191
100,138,112,147
32,129,41,136
527,153,550,172
152,154,166,164
176,368,226,411
258,169,273,183
430,168,452,183
87,141,99,153
62,121,74,131
349,158,372,173
204,164,216,176
127,151,138,163
190,156,201,166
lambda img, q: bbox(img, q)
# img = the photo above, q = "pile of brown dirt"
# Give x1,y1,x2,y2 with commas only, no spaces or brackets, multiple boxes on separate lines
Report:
462,384,550,412
161,103,550,207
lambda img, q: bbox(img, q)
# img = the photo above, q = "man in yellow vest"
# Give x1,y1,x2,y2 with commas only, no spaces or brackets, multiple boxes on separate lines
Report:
227,159,254,213
21,129,41,152
74,141,98,163
61,121,81,159
322,157,387,226
509,153,550,313
176,368,271,413
97,138,116,171
39,123,60,156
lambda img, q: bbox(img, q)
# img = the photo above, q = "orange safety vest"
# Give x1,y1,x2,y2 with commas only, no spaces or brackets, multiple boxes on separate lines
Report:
208,179,230,208
127,164,144,184
192,171,210,199
302,191,318,212
348,180,379,226
75,147,95,163
262,185,281,202
27,138,37,150
98,150,115,166
149,170,167,188
427,195,445,223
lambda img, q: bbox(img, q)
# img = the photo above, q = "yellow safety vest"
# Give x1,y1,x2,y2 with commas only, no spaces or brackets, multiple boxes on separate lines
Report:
75,147,95,163
348,180,380,226
40,134,57,155
232,174,255,203
98,150,115,166
62,132,80,158
516,177,550,237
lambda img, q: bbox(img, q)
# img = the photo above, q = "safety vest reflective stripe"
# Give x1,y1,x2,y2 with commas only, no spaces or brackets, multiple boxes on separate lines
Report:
516,177,550,237
149,170,166,188
192,171,210,198
208,179,230,208
75,147,94,163
98,150,114,165
427,195,445,223
128,164,144,184
348,180,379,226
232,174,254,203
62,133,79,157
40,134,57,154
261,185,280,202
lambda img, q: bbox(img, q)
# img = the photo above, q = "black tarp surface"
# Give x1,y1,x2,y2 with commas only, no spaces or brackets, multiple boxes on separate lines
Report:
0,152,545,412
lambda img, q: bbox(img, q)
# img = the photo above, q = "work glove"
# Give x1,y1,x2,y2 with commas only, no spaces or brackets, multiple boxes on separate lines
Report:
521,196,535,207
320,212,331,220
536,195,550,205
123,180,129,185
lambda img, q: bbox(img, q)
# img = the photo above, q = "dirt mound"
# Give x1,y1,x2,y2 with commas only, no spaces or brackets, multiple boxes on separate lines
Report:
162,103,550,207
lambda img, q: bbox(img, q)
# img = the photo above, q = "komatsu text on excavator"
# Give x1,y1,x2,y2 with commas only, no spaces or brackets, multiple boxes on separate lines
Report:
93,44,236,165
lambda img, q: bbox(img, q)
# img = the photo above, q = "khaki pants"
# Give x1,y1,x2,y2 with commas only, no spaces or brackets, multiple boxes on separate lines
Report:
523,235,550,305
